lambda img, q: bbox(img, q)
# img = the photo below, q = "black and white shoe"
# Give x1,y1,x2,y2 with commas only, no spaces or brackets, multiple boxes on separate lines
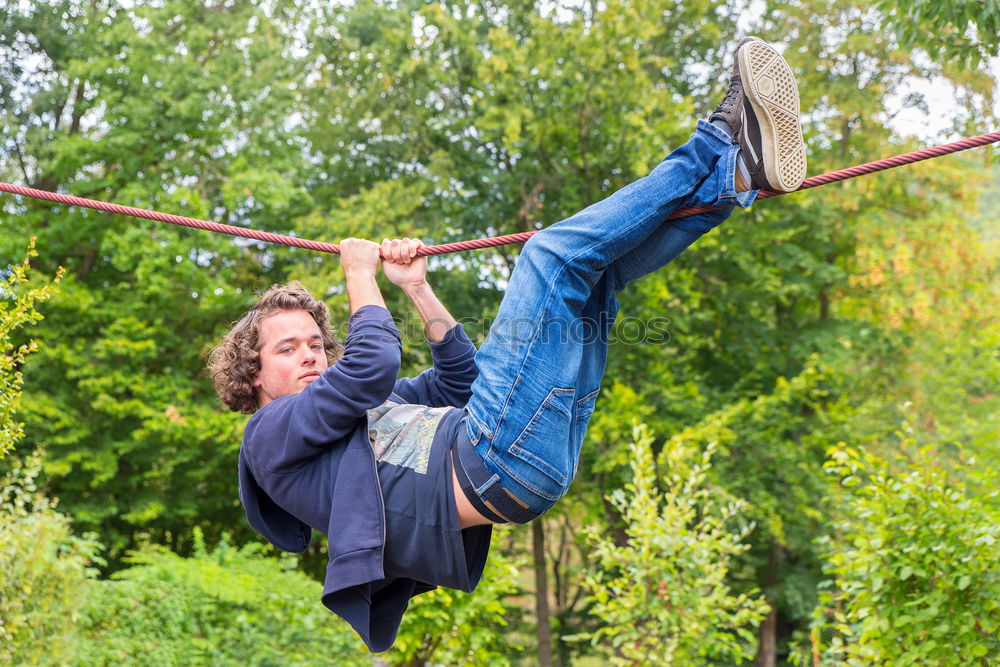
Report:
710,38,807,192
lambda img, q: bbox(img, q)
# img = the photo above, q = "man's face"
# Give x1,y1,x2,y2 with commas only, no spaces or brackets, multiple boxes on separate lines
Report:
253,309,329,408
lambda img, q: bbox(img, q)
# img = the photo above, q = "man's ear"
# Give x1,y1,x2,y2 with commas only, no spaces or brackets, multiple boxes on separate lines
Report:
251,360,263,388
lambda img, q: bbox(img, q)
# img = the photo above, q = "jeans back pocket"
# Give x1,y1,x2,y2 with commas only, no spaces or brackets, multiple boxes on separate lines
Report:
506,387,576,501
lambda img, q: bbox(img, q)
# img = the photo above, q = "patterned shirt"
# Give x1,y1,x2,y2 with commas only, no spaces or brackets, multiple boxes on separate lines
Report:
366,400,452,474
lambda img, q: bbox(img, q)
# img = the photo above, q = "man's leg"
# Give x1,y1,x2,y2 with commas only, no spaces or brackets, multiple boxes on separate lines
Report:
463,39,805,522
555,40,810,502
610,36,809,285
463,121,745,517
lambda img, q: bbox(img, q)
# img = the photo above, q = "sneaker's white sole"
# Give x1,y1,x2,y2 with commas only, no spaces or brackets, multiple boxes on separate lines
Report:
738,41,807,192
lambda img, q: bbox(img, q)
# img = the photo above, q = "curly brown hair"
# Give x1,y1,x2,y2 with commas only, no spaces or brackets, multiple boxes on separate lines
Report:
208,281,343,414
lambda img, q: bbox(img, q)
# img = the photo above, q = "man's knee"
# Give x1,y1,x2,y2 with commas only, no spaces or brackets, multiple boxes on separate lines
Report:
520,231,563,268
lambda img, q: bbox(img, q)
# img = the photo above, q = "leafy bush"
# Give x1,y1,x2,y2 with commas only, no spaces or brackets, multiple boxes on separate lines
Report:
1,240,95,665
575,423,768,665
387,537,527,665
1,237,62,459
76,530,371,666
0,453,101,665
806,437,1000,665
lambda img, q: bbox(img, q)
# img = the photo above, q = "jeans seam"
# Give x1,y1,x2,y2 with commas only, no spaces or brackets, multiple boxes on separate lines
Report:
486,450,562,502
696,120,759,209
494,188,682,429
508,444,568,488
466,409,493,442
736,187,759,208
722,141,739,201
696,118,734,145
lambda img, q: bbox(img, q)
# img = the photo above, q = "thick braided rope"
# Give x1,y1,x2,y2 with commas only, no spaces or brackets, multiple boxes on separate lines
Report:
1,131,997,256
664,130,1000,221
0,184,340,253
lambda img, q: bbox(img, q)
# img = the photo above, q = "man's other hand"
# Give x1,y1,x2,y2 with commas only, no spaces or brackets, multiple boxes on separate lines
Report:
339,238,381,279
381,238,428,290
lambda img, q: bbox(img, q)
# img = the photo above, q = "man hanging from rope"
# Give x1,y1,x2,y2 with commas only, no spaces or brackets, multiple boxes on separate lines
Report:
209,37,807,652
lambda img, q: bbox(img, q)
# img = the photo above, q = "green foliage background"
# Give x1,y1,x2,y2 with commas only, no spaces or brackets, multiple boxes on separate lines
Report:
1,0,998,664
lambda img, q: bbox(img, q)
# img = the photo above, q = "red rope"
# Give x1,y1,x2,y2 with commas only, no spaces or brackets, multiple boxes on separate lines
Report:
1,131,997,256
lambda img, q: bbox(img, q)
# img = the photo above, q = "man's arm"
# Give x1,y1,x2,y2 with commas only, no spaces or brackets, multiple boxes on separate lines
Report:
381,237,478,408
341,237,386,314
401,282,456,343
381,237,456,341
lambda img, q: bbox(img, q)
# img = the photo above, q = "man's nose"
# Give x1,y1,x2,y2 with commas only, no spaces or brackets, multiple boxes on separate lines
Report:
301,345,317,364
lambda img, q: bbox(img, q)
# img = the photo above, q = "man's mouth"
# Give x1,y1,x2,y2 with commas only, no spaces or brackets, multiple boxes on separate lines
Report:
300,371,321,381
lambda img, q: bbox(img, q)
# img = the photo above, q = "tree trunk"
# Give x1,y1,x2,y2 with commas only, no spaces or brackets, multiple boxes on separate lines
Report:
753,602,778,667
533,520,554,667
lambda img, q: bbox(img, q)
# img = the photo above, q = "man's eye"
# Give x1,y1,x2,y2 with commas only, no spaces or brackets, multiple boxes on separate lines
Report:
311,344,323,351
280,348,293,354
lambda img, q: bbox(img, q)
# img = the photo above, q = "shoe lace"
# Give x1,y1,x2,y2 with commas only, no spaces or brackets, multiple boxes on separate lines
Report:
713,77,741,115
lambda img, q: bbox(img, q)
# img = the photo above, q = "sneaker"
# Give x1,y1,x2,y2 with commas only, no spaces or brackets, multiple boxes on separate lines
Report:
710,37,761,129
710,38,807,192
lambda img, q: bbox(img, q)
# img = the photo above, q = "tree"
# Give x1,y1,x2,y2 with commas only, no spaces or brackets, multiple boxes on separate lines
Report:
590,2,997,658
1,0,304,564
876,0,1000,68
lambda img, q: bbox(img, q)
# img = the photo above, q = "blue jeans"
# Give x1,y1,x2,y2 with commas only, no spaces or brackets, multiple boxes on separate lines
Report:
463,120,756,520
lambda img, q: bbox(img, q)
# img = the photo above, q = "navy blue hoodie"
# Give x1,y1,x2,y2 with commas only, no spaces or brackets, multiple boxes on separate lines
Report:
238,305,490,652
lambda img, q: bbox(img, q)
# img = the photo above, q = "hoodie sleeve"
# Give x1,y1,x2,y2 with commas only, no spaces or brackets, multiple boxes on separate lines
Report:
391,323,478,408
246,305,402,473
